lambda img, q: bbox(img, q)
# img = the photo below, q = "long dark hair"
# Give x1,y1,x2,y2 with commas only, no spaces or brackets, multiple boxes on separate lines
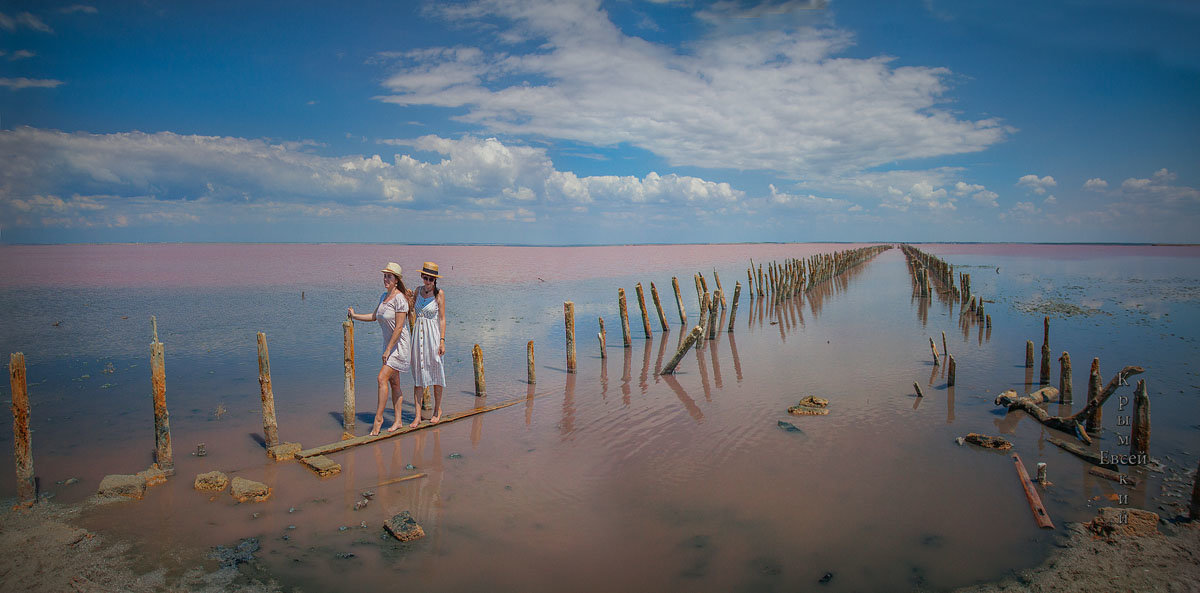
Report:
386,272,408,296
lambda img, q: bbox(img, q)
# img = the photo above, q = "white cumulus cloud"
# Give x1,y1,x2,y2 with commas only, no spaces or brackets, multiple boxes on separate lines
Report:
1017,174,1056,195
1083,178,1108,191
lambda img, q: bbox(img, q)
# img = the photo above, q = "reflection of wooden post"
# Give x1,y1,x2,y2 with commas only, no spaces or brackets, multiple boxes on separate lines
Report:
10,352,35,506
151,335,173,473
634,284,652,339
661,326,703,375
564,302,577,373
1025,340,1035,368
256,332,280,448
1130,379,1150,458
618,289,632,348
947,354,956,387
650,282,669,332
671,277,687,325
727,282,741,332
472,344,486,397
343,318,355,435
1058,351,1072,403
527,340,536,384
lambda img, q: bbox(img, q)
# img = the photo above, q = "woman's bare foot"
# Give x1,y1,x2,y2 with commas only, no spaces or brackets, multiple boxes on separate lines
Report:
386,420,404,432
369,416,384,436
408,414,422,428
429,409,442,424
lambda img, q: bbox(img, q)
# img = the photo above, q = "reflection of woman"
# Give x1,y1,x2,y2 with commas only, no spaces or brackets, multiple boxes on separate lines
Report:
348,262,413,435
410,262,447,425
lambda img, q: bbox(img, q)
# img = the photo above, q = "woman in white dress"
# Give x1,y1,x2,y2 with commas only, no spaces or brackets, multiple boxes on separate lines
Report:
410,261,447,425
348,262,413,435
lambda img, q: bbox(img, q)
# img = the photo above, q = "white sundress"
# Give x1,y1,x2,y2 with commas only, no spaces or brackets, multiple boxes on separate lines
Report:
411,290,446,387
376,291,411,373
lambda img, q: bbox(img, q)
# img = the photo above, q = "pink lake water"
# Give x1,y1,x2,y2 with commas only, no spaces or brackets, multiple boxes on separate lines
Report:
1,243,1198,592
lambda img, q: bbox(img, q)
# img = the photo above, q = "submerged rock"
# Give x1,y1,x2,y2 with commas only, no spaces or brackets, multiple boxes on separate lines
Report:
777,421,804,433
194,471,229,492
97,474,147,500
267,442,302,461
788,395,830,416
963,433,1012,450
211,537,260,568
384,511,425,542
300,455,341,477
230,477,272,503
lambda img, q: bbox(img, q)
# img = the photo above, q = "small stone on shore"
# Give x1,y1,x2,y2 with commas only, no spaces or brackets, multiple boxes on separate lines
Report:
194,471,229,492
384,511,425,542
97,474,147,500
963,433,1012,450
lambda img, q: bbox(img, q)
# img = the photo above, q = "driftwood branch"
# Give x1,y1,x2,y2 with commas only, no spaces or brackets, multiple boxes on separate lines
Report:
993,366,1143,444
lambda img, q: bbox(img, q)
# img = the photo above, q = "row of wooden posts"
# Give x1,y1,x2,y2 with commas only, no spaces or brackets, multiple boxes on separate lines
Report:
901,244,990,330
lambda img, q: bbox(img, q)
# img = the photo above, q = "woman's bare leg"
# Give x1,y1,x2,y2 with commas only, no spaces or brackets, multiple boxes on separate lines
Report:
430,385,444,423
371,366,395,436
409,385,424,427
386,372,405,432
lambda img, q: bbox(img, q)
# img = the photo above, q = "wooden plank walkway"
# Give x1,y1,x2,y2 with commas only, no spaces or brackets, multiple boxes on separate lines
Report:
296,392,543,459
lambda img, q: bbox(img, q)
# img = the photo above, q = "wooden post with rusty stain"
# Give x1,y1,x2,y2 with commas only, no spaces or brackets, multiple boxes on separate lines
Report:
727,282,741,332
472,343,486,397
150,329,173,474
10,352,35,506
1025,340,1035,368
661,326,703,375
343,316,356,435
1040,317,1051,385
707,291,721,340
650,282,669,332
564,302,577,373
256,332,280,449
941,330,947,360
618,289,632,348
527,340,536,384
1130,379,1150,458
947,354,956,387
694,274,705,311
929,337,940,366
634,284,652,339
598,317,607,358
1086,358,1102,434
671,277,687,325
1058,351,1072,403
698,291,710,343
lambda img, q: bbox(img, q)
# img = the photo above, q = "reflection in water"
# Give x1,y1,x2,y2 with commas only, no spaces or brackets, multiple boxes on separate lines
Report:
621,346,632,406
709,326,723,389
728,332,743,383
1023,367,1034,394
561,372,576,436
946,385,956,424
694,347,712,402
525,383,535,426
639,337,652,393
654,330,669,375
471,415,483,448
661,373,703,422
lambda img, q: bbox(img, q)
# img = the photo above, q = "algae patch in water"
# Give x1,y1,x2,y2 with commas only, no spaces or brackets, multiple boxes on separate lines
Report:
1013,298,1109,318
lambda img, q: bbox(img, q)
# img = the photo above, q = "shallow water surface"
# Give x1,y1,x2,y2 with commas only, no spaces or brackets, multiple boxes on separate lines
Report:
1,243,1197,592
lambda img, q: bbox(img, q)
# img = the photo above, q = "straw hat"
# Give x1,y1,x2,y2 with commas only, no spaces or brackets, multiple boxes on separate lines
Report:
420,262,441,278
380,262,403,278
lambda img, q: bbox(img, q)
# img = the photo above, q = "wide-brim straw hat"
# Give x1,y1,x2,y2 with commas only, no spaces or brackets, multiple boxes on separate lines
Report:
381,262,403,278
420,262,441,278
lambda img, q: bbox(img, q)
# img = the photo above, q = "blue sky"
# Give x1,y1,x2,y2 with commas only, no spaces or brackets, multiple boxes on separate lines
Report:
1,0,1197,244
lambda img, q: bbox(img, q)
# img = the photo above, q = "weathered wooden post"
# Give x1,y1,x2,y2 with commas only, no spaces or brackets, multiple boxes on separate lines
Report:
661,326,703,375
1086,358,1102,434
914,382,925,398
343,315,356,436
1191,459,1200,520
1130,379,1150,458
1036,463,1048,485
150,321,173,474
634,284,652,339
472,343,486,397
714,271,727,309
727,282,741,332
618,289,632,348
1040,317,1051,385
527,340,536,384
698,291,710,344
598,317,607,358
947,354,956,387
1058,351,1072,403
672,277,687,325
941,330,947,360
650,282,669,332
564,302,577,373
707,291,720,340
929,337,940,366
1025,340,1035,368
757,264,764,297
10,352,35,506
256,332,280,449
694,275,704,310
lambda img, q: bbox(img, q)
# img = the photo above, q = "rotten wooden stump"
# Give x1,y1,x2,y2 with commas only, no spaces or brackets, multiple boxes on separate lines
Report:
661,326,703,375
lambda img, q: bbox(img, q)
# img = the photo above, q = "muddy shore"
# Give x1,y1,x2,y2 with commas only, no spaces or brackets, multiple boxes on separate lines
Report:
4,497,1197,592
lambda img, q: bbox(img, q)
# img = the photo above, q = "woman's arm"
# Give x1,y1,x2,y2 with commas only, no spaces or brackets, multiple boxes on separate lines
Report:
437,290,447,356
347,306,376,322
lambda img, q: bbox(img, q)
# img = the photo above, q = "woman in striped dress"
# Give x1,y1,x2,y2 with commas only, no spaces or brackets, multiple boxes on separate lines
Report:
410,261,447,425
